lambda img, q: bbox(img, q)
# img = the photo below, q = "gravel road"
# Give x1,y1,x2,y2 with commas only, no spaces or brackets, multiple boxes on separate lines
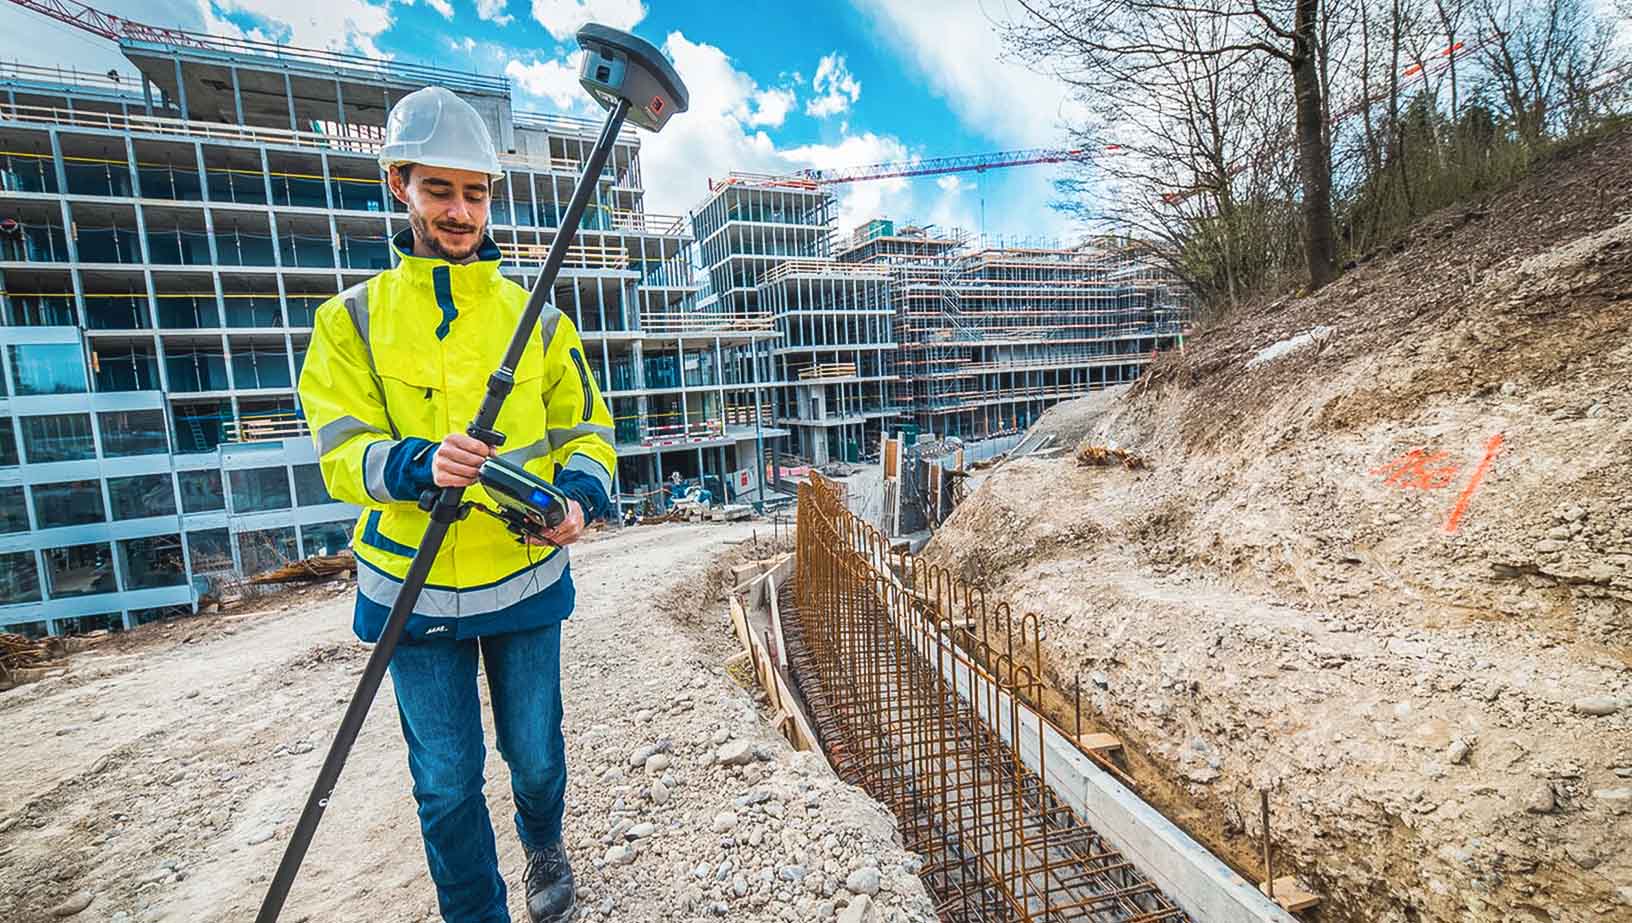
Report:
1,522,936,923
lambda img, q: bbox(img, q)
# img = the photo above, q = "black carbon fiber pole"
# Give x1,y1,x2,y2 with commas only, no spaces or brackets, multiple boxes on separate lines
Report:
255,96,631,923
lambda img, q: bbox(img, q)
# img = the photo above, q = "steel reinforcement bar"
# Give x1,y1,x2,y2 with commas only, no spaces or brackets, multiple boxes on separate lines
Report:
792,473,1193,923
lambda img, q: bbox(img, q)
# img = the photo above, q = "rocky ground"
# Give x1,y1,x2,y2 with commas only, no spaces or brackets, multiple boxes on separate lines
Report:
925,129,1632,923
0,522,937,923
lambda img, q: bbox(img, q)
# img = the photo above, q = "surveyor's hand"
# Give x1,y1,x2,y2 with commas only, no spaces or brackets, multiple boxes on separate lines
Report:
432,433,491,487
529,499,585,547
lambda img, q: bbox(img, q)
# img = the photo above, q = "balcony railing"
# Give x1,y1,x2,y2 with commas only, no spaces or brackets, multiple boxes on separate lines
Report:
117,33,509,96
797,363,859,381
499,241,630,271
0,102,620,179
639,310,775,335
224,412,310,443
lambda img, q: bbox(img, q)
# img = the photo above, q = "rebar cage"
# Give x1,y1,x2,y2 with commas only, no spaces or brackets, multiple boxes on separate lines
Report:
791,474,1192,923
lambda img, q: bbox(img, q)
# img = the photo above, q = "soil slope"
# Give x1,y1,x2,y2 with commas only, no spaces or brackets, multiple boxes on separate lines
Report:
925,129,1632,922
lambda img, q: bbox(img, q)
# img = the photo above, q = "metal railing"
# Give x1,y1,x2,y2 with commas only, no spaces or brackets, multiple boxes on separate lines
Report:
638,310,775,335
118,34,508,96
0,102,610,178
224,413,309,443
791,474,1190,923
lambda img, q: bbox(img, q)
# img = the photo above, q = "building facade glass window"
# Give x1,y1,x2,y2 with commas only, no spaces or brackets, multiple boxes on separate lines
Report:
21,413,96,462
292,464,333,506
108,473,178,521
98,410,171,457
178,469,225,513
43,542,115,598
228,466,291,513
118,533,187,590
0,421,18,467
186,528,233,573
8,343,88,395
32,479,106,528
301,519,353,557
129,605,190,627
238,525,296,574
0,550,42,604
55,613,123,634
0,485,28,533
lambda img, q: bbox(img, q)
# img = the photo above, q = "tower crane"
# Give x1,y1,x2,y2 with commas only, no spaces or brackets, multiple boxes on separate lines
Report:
708,145,1124,191
5,0,212,48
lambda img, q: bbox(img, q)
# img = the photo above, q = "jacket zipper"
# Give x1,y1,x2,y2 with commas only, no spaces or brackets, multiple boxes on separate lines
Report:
568,347,592,422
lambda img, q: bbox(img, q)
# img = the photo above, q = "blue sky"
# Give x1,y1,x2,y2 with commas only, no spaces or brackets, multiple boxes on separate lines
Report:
0,0,1085,241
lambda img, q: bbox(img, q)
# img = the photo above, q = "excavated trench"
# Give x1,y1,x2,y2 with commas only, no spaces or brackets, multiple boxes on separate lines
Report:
757,476,1301,923
778,582,1190,922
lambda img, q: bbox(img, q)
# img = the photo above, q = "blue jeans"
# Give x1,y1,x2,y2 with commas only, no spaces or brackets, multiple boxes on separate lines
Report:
388,621,567,923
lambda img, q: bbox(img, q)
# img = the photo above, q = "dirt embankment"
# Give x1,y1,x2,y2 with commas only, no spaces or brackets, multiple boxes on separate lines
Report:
926,129,1632,923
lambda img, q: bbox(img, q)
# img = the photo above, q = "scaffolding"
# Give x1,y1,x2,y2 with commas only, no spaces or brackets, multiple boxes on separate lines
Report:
837,227,1190,440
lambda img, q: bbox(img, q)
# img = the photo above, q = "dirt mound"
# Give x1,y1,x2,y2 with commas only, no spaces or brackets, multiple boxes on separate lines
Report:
925,129,1632,923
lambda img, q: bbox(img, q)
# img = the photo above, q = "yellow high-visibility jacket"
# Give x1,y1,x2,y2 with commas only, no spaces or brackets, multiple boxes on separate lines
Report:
298,230,616,642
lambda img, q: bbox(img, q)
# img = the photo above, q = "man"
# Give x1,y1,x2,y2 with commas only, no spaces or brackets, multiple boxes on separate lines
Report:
298,85,615,923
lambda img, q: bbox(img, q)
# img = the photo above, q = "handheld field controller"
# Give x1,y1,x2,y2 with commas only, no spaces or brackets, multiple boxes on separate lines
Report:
418,454,571,544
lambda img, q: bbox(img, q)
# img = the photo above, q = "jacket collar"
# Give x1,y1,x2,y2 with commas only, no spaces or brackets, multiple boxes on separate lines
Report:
390,228,504,287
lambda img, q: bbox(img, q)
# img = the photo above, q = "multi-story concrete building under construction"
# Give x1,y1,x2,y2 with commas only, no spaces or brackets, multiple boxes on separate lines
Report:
692,176,1188,465
0,28,784,636
690,177,899,468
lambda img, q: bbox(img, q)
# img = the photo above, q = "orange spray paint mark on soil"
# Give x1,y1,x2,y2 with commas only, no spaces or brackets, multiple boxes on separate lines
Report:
1443,434,1505,534
1369,449,1462,489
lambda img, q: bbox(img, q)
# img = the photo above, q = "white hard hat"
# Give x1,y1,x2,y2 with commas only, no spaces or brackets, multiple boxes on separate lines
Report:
379,86,505,180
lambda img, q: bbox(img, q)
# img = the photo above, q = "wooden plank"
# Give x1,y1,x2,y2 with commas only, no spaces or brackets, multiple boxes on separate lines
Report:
727,597,752,656
1076,732,1123,753
1259,879,1320,913
767,573,788,667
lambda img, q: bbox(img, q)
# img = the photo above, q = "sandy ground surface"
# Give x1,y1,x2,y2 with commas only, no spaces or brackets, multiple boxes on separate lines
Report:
924,130,1632,923
1,523,936,923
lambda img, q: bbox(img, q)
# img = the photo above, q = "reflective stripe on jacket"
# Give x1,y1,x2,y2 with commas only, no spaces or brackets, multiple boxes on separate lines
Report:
298,229,617,642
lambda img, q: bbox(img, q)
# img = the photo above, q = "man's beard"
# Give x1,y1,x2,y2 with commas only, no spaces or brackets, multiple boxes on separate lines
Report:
408,207,485,262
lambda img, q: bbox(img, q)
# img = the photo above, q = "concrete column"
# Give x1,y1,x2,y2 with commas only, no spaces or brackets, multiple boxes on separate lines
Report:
172,57,189,121
48,130,88,329
283,71,297,133
230,66,245,126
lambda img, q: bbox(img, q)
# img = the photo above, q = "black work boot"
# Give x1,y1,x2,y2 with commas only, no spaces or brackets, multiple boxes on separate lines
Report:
522,841,577,923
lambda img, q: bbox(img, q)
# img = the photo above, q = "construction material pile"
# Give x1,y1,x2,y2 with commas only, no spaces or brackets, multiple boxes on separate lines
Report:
248,552,356,585
1075,444,1147,470
1,632,56,675
926,128,1632,923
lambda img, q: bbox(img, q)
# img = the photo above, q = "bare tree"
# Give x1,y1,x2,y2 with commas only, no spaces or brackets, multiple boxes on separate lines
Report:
1477,0,1618,141
1004,0,1343,290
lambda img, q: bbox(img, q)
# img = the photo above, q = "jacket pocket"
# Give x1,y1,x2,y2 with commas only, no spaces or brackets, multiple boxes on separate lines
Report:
374,349,444,441
568,347,593,422
358,508,420,557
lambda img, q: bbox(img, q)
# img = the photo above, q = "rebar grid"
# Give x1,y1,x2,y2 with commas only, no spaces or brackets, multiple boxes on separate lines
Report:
791,475,1192,923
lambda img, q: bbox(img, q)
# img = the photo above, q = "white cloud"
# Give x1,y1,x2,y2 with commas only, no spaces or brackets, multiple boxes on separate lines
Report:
805,52,861,118
528,0,644,41
782,133,911,233
211,0,395,58
852,0,1086,238
641,31,963,241
474,0,513,25
747,87,796,128
506,51,587,110
936,174,969,193
424,0,454,19
451,35,477,52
